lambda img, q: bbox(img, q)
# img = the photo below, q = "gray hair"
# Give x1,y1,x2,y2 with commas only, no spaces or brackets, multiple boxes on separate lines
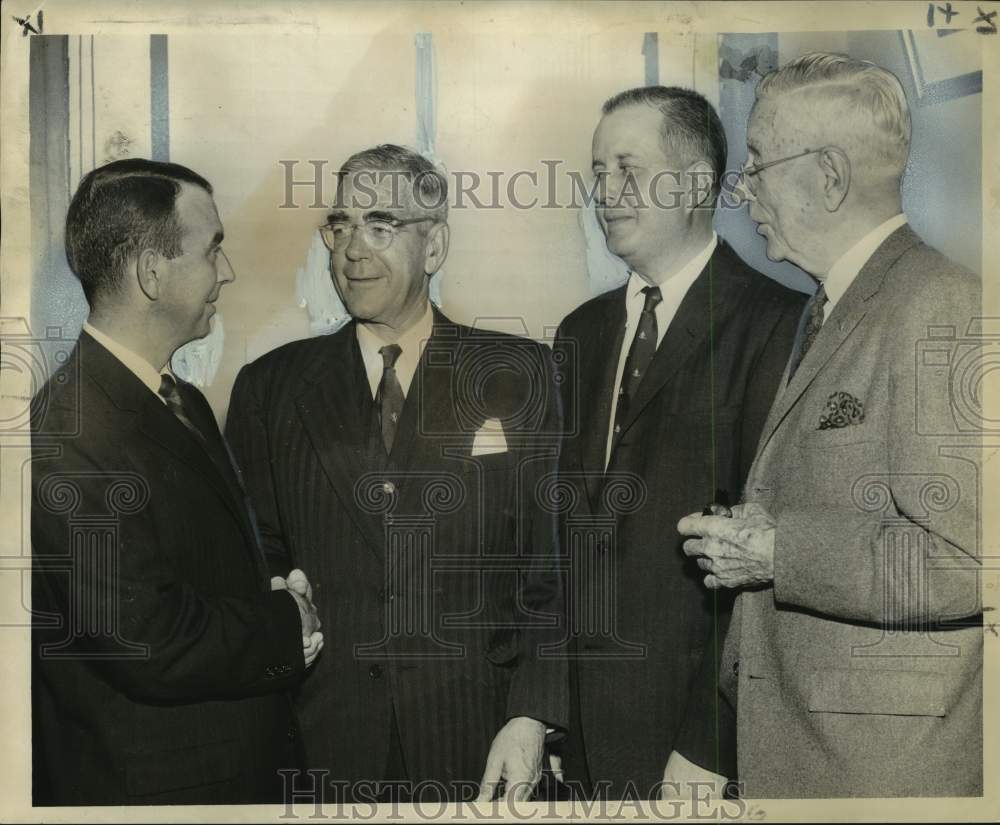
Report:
757,52,910,175
336,143,448,221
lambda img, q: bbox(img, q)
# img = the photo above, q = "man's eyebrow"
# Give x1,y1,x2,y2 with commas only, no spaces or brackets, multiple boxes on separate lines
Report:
363,210,400,222
746,140,760,155
325,210,349,223
211,231,224,246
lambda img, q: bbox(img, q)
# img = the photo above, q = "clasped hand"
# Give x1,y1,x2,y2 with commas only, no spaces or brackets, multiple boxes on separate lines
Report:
677,503,776,590
271,568,323,666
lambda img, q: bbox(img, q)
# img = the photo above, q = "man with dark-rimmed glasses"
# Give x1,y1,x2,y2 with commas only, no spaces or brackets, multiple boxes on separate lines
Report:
226,144,567,803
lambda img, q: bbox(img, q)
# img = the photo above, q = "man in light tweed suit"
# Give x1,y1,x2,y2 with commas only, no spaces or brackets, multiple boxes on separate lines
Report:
679,53,982,797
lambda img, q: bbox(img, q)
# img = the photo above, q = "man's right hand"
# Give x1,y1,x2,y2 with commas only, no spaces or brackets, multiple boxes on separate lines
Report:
289,587,321,636
271,570,323,662
303,630,324,667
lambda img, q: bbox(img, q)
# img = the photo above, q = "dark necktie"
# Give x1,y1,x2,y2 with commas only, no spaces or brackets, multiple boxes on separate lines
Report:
377,344,405,454
612,285,662,447
158,373,205,441
788,284,828,381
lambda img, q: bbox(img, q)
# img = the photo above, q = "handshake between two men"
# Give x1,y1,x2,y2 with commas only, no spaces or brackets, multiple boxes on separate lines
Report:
271,568,325,667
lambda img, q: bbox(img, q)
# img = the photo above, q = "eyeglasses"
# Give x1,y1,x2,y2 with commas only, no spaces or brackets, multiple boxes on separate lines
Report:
738,147,836,201
319,216,435,253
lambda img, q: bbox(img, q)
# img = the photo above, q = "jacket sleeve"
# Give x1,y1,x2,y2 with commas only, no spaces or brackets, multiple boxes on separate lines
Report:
503,343,570,732
772,266,982,625
31,415,306,704
671,591,737,779
673,287,802,775
225,362,294,578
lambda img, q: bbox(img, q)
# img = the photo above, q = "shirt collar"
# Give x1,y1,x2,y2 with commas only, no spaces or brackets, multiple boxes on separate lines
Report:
823,214,907,311
355,303,435,361
627,233,718,303
355,303,435,398
83,321,170,399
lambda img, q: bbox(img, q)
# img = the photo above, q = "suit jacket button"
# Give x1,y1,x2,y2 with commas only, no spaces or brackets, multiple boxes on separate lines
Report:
369,664,383,680
733,660,740,676
288,727,297,741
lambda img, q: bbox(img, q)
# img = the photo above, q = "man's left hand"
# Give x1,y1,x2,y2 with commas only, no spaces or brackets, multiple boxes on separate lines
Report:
678,502,776,589
660,750,727,800
476,716,546,802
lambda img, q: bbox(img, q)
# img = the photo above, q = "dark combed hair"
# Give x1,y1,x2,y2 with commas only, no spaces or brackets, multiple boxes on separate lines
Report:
336,144,448,220
64,158,213,305
602,85,728,204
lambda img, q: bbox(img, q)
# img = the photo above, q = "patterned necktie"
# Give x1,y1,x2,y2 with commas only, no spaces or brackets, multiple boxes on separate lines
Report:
377,344,405,454
158,373,205,442
788,284,828,381
612,285,662,446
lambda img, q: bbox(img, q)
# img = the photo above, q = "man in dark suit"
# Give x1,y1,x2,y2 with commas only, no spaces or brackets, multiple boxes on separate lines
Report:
680,53,982,798
31,158,323,805
225,144,567,803
552,87,804,799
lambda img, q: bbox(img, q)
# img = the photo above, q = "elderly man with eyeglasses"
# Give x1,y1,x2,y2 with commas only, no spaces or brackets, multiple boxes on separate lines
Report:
225,144,567,804
679,52,983,798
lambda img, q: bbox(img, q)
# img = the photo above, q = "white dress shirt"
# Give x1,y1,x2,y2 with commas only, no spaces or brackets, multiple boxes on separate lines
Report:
605,233,718,468
83,321,170,405
821,213,906,321
356,304,435,399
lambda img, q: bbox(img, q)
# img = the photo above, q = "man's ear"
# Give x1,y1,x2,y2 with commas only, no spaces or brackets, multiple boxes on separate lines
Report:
819,147,850,212
135,248,162,301
424,221,450,276
685,160,716,212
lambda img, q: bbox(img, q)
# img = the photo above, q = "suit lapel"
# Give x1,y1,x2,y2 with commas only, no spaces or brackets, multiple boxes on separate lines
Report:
138,400,263,550
383,307,455,477
294,323,388,557
612,245,727,450
578,288,627,510
77,333,259,551
754,224,922,456
176,381,248,501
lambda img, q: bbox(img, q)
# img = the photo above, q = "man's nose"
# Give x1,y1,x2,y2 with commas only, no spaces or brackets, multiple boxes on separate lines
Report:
345,225,370,261
217,248,237,284
600,171,623,204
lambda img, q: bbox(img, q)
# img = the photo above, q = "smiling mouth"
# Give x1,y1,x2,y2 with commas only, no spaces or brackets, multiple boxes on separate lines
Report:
601,213,634,226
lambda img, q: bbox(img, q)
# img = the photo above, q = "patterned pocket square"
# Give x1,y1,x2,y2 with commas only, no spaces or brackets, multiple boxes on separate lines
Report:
818,391,865,430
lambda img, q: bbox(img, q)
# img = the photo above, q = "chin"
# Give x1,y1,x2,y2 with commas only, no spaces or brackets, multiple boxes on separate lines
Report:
762,236,788,264
604,237,636,262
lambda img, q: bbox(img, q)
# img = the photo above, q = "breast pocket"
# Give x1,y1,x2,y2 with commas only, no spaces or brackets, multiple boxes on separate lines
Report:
800,425,877,450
